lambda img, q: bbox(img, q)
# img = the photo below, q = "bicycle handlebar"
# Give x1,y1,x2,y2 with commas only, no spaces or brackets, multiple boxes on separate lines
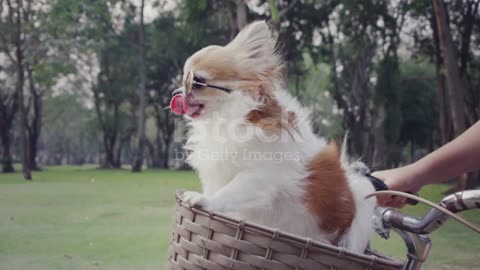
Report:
374,190,480,270
378,190,480,234
440,190,480,213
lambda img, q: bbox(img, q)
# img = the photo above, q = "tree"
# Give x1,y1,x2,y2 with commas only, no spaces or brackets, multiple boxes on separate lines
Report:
1,0,66,174
47,0,137,168
398,62,438,162
145,14,194,168
0,0,33,180
0,83,17,173
132,0,148,172
25,65,42,170
305,1,405,164
143,0,244,169
93,30,139,168
409,0,480,144
41,93,99,165
432,0,480,189
432,0,466,136
402,0,479,187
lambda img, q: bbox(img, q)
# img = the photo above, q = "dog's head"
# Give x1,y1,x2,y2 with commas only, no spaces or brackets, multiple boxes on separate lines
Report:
170,21,284,120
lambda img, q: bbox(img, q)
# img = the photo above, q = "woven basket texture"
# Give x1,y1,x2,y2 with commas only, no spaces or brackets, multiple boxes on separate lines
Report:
166,191,404,270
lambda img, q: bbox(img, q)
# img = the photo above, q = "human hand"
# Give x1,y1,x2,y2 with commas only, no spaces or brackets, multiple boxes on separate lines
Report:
371,164,426,208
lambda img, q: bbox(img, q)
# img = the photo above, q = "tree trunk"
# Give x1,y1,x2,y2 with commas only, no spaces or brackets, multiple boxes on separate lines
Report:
27,66,42,171
160,144,169,168
114,140,123,168
431,10,451,145
145,138,156,168
458,1,478,77
15,1,31,180
432,0,466,137
1,131,14,173
132,0,147,172
435,72,450,144
0,92,17,173
372,106,386,169
433,0,474,191
103,134,121,169
349,46,374,158
159,115,174,169
106,148,119,168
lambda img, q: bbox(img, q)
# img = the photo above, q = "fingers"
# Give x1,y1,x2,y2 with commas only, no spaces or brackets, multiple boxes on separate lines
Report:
371,170,409,208
377,196,407,208
370,171,395,206
377,194,406,208
386,196,407,208
376,194,390,206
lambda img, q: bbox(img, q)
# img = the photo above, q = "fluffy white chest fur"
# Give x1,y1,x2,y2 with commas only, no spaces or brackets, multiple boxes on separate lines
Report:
171,21,376,253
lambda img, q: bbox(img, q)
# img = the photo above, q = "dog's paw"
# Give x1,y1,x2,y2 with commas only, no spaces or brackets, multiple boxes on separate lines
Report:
180,191,208,208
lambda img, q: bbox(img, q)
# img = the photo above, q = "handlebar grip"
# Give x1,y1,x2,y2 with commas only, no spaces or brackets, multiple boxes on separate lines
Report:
440,190,480,213
405,192,420,205
366,173,418,205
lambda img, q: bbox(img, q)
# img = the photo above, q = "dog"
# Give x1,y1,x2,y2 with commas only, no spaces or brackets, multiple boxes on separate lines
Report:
170,21,376,253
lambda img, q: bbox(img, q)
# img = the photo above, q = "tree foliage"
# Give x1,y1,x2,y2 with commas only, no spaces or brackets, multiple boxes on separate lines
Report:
0,0,478,187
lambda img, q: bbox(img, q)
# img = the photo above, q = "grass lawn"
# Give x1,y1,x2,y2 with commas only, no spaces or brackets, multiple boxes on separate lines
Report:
0,166,478,270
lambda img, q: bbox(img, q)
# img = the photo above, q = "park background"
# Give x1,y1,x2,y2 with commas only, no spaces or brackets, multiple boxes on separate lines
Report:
0,0,479,269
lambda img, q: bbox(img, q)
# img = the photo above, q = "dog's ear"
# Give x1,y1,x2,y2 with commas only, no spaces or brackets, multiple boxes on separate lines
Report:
230,21,275,59
228,21,280,75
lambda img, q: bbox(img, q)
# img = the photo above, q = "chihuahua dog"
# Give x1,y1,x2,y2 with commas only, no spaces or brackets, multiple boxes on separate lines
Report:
170,21,376,253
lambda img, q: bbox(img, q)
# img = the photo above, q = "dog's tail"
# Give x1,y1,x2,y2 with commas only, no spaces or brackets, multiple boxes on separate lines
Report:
337,131,377,252
339,131,349,168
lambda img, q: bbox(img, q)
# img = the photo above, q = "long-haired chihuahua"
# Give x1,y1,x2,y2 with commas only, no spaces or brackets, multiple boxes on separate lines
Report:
170,21,376,253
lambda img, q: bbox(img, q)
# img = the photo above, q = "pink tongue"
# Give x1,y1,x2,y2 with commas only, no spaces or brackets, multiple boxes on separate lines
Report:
170,94,201,115
170,94,185,115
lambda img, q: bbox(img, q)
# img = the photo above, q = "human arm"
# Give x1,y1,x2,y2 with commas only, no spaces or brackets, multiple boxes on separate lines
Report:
373,121,480,207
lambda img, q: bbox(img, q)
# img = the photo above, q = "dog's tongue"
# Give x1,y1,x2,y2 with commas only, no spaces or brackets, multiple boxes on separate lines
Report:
170,94,185,115
170,94,201,116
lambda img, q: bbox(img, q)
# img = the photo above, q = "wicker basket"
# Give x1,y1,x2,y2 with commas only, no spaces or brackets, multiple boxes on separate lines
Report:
166,191,404,270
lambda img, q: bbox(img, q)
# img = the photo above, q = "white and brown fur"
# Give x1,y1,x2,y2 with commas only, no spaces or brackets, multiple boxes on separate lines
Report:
178,21,376,252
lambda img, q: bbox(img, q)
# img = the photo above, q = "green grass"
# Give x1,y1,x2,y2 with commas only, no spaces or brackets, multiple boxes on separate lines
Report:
0,166,199,270
0,166,479,269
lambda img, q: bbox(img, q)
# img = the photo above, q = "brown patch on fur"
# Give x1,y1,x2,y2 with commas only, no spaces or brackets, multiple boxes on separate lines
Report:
189,45,285,87
305,142,355,244
189,46,255,82
191,56,242,81
246,86,297,135
265,64,286,80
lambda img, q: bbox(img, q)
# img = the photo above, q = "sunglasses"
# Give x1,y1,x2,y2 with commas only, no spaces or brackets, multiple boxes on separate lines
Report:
183,71,232,94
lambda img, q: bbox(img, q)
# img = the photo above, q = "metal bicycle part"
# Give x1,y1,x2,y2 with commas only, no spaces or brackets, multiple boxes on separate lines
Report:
376,190,480,270
396,230,431,270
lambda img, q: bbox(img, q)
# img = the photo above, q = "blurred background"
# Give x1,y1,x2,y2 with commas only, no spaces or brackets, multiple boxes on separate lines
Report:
0,0,479,269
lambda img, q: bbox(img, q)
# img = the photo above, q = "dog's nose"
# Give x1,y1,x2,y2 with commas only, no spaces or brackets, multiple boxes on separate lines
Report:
172,87,185,96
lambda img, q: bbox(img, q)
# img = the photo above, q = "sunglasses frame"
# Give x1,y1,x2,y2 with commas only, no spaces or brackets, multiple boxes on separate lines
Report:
183,71,232,94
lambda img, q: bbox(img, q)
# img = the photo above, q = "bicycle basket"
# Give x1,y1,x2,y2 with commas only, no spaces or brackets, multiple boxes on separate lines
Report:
166,191,404,270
